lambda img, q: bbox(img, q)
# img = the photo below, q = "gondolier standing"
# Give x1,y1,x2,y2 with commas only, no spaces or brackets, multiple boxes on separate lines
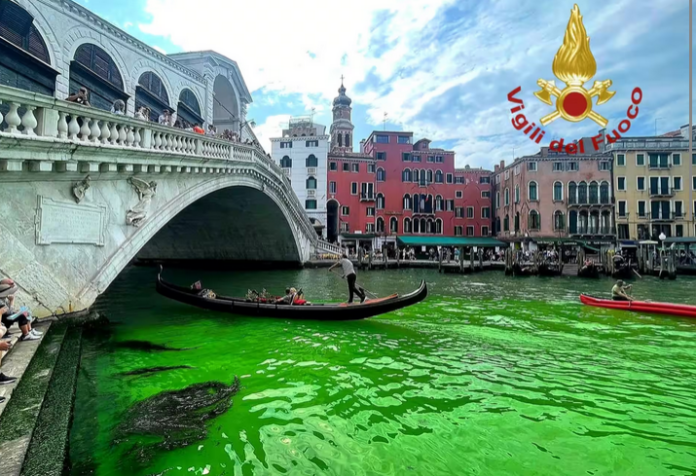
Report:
329,254,366,304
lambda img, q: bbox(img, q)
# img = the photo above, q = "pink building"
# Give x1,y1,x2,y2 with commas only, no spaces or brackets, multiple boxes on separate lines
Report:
492,139,614,241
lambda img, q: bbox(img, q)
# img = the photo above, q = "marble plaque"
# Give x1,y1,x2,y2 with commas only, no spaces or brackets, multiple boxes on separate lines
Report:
36,196,106,246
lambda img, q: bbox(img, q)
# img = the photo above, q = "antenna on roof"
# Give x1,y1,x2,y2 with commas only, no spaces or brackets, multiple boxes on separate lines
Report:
383,112,388,131
310,107,316,123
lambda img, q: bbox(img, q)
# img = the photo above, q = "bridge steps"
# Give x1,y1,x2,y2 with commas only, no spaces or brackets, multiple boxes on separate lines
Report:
0,323,78,476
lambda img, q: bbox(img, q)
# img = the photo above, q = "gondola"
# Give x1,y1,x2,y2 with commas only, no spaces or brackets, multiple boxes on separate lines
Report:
611,264,635,280
580,294,696,319
538,262,564,277
156,267,427,320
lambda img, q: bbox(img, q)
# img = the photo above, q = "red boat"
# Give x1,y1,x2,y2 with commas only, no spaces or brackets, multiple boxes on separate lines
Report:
580,294,696,318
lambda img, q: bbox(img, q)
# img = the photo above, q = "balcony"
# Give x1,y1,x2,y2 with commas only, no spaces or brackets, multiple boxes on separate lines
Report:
651,213,676,222
649,188,674,198
360,193,375,202
567,200,611,207
571,226,613,236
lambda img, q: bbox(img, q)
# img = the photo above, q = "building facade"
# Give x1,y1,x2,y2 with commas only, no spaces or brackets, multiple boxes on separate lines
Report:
492,138,614,241
609,125,696,240
271,117,330,237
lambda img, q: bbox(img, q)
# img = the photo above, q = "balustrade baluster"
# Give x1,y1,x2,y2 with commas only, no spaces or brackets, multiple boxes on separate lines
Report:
58,112,68,139
134,128,141,148
154,132,162,150
175,135,182,152
100,121,111,144
167,134,174,151
67,114,80,140
80,117,91,141
0,100,3,132
89,118,101,143
109,122,119,145
126,126,134,147
6,103,21,134
20,106,38,136
118,124,127,145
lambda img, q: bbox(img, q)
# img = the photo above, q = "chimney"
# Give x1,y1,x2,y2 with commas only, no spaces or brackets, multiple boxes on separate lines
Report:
494,164,499,172
680,124,690,139
500,160,505,169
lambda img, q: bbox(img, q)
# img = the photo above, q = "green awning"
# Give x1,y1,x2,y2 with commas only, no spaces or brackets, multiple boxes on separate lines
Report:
664,237,696,244
584,245,600,252
396,236,508,248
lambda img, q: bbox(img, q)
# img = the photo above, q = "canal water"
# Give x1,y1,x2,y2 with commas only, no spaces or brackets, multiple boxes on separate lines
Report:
68,267,696,476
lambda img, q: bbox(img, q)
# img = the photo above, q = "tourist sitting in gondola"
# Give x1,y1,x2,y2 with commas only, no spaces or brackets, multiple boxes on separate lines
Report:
611,280,633,301
273,288,307,305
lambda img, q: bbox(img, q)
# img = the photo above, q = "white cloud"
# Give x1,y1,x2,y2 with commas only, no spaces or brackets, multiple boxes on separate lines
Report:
253,114,292,153
152,45,167,54
123,21,133,29
137,0,690,169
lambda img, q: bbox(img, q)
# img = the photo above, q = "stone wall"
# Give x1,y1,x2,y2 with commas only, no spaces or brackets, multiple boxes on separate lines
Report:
0,173,310,318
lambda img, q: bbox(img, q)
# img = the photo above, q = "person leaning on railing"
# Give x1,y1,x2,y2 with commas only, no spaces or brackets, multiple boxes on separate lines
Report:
66,87,91,107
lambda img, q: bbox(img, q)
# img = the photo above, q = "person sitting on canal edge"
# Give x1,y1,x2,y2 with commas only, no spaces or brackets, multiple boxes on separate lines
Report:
611,280,633,301
329,254,366,304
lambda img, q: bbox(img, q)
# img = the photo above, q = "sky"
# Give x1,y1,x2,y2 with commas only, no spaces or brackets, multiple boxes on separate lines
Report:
75,0,693,170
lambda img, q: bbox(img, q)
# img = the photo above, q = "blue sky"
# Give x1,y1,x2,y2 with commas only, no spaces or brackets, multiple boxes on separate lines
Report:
75,0,693,169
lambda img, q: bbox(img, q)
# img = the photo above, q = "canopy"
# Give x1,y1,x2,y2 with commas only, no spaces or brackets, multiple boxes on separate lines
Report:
664,237,696,244
396,236,508,248
340,233,376,240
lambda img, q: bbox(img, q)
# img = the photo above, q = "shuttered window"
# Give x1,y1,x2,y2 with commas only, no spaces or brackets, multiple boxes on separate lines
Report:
74,43,123,90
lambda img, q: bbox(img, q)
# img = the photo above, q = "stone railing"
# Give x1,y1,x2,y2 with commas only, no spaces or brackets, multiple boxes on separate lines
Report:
316,240,342,256
0,85,242,161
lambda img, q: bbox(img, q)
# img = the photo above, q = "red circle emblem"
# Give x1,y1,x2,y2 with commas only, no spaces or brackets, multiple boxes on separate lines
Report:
563,92,588,117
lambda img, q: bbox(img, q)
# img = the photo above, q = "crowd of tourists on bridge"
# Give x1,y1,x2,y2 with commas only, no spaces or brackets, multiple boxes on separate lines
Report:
64,87,268,154
0,278,43,402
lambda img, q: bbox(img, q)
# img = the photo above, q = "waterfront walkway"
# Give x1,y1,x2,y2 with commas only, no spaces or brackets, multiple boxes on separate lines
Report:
306,259,506,272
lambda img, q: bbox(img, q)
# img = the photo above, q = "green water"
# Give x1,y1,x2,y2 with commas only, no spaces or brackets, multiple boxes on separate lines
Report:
69,267,696,476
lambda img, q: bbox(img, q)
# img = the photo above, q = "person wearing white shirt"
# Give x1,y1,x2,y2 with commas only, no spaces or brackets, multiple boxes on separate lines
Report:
329,254,366,304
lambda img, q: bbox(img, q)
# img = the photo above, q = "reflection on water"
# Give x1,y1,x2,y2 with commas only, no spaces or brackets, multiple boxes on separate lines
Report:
69,267,696,476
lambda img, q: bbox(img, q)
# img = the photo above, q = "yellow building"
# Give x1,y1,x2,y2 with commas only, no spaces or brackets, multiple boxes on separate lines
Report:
610,126,695,241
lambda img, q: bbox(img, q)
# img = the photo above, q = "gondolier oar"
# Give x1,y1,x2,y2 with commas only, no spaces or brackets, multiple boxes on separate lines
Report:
329,267,378,299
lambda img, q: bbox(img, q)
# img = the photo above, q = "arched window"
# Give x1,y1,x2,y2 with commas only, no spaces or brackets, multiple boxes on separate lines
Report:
601,210,611,234
337,133,343,147
0,7,50,64
404,217,412,233
569,210,578,234
377,168,386,181
138,72,170,105
528,181,538,201
413,218,420,233
529,210,540,230
427,170,434,184
419,170,427,187
568,181,577,205
306,176,317,189
413,169,420,182
436,218,443,234
345,133,351,147
504,188,510,206
413,194,420,213
553,181,563,201
504,215,510,232
427,219,434,234
515,185,520,203
177,88,204,127
420,218,427,233
403,194,411,210
75,44,124,90
71,43,126,112
600,181,610,204
589,181,599,204
435,170,443,183
376,217,385,233
306,155,318,167
402,168,412,182
578,181,588,204
579,211,589,234
280,156,292,168
554,211,565,231
514,212,520,232
495,217,501,234
390,217,398,234
376,193,385,209
435,195,443,211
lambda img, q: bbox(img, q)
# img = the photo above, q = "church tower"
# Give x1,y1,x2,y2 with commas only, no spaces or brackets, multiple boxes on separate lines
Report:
330,77,354,153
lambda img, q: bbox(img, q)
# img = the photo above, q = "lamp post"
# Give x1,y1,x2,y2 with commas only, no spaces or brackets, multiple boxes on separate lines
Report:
659,232,666,251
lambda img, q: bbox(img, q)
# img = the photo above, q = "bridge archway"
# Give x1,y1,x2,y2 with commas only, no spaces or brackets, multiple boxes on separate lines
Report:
212,75,240,133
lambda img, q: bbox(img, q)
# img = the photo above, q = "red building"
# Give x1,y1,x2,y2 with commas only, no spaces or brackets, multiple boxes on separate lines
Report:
324,81,492,246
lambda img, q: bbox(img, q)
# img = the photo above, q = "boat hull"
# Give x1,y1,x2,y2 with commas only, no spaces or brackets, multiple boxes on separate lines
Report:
156,269,427,320
580,294,696,318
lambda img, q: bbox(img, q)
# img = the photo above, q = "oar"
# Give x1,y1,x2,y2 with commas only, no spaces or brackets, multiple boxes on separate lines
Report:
632,269,642,279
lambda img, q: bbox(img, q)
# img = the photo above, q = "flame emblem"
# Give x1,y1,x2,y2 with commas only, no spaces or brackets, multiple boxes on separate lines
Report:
534,4,615,127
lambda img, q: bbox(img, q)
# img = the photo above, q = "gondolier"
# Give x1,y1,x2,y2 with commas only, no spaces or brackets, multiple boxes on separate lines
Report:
329,254,366,304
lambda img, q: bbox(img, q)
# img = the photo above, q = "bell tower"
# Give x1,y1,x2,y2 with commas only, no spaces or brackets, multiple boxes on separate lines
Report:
330,76,354,153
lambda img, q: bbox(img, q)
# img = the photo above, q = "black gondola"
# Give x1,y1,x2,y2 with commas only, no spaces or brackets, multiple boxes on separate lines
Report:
538,262,564,277
578,263,600,278
156,267,427,320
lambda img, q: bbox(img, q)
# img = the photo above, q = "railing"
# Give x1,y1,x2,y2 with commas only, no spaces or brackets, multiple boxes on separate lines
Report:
649,189,674,197
316,240,342,256
606,139,690,150
360,193,375,201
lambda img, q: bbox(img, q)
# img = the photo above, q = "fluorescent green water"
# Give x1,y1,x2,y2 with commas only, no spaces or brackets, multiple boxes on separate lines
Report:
69,267,696,476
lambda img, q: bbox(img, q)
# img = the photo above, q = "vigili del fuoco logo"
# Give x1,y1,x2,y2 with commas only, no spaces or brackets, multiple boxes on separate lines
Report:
507,4,642,154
